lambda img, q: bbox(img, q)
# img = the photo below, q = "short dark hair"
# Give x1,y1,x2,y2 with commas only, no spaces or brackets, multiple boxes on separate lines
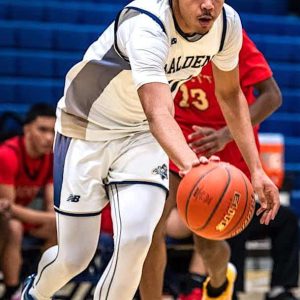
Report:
24,103,56,125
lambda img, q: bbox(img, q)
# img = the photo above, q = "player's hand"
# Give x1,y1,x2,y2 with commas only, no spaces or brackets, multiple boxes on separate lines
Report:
188,126,231,157
179,155,220,177
251,169,280,225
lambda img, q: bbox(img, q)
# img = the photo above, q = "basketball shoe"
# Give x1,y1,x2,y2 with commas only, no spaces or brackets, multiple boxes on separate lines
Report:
21,275,36,300
202,263,237,300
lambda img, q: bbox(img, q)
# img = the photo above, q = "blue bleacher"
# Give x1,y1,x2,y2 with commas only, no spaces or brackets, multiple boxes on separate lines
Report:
0,0,122,25
227,0,290,15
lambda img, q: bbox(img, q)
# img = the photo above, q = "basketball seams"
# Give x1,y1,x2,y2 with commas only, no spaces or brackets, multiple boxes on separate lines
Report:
184,165,220,228
217,169,249,239
190,165,231,231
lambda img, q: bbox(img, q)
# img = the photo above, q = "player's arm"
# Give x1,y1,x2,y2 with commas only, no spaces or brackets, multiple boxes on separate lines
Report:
11,204,54,225
44,183,54,212
138,82,200,175
248,77,282,125
190,76,282,156
212,76,281,141
212,64,280,224
120,14,200,174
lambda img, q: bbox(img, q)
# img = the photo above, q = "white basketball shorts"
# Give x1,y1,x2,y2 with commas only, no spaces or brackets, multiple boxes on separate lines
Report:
53,132,169,216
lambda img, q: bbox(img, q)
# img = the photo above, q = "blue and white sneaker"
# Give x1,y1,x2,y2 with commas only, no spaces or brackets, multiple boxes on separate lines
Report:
21,274,36,300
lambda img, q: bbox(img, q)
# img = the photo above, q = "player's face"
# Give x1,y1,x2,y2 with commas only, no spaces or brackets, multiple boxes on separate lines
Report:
173,0,224,35
25,116,55,156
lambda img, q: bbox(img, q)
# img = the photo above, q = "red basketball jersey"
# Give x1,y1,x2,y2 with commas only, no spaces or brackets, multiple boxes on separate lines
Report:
171,30,273,179
0,136,53,206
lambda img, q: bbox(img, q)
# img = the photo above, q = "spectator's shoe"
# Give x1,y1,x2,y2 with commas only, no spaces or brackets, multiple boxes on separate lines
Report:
265,291,299,300
202,263,237,300
21,275,36,300
178,287,203,299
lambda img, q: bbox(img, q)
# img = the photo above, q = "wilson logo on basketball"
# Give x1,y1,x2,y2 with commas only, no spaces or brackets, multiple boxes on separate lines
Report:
216,192,241,232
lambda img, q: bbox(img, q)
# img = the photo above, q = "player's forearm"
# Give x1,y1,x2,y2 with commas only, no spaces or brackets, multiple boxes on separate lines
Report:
220,81,281,142
148,112,198,172
217,90,262,173
11,204,55,225
248,83,282,126
139,82,198,172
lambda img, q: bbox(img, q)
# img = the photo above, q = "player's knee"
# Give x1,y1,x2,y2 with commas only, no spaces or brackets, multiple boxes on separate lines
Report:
59,246,95,276
7,219,23,246
120,231,152,255
195,238,230,262
60,255,91,276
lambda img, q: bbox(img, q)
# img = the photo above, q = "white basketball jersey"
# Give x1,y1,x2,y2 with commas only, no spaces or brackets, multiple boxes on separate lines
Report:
56,0,242,141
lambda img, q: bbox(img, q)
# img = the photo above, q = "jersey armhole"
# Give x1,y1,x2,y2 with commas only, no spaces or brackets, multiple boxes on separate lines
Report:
114,6,167,62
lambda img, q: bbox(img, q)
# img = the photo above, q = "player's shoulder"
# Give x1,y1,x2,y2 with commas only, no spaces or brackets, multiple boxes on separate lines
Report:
125,0,170,23
223,3,240,22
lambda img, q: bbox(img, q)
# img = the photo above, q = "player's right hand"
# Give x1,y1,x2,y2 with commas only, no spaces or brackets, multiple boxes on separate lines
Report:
252,169,280,225
179,155,220,177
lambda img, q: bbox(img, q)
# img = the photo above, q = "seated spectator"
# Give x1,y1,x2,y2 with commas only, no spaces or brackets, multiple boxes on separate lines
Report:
0,103,56,300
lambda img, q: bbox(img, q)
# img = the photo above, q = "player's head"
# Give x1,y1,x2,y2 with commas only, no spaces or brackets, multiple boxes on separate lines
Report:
172,0,224,35
23,103,56,156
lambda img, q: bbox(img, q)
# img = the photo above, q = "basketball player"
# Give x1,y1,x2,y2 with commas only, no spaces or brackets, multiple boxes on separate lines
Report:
22,1,280,299
139,30,283,300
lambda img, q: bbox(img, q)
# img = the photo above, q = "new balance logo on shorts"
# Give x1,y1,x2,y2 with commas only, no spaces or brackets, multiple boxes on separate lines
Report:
152,164,168,180
67,194,81,202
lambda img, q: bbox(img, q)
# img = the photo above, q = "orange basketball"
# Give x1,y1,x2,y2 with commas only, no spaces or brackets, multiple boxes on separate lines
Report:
176,161,255,240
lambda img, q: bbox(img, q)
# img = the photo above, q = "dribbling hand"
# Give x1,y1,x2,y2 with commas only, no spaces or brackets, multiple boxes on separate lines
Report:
252,170,280,225
179,155,220,177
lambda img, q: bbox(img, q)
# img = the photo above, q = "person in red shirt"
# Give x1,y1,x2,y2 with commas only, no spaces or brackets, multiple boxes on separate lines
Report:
170,31,299,300
0,103,56,300
139,30,286,300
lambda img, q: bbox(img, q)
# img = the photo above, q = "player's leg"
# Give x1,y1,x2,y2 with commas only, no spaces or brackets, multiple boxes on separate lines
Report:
94,132,168,300
194,236,236,300
165,203,233,299
29,213,101,300
227,230,249,300
139,172,179,300
23,134,109,300
194,236,230,286
1,219,23,298
93,183,166,300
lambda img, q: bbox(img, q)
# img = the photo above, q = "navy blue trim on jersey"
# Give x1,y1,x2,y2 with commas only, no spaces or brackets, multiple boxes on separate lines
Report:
114,6,166,61
218,7,227,52
54,207,102,217
53,133,72,209
102,184,122,299
107,180,169,194
114,9,130,62
126,6,166,34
